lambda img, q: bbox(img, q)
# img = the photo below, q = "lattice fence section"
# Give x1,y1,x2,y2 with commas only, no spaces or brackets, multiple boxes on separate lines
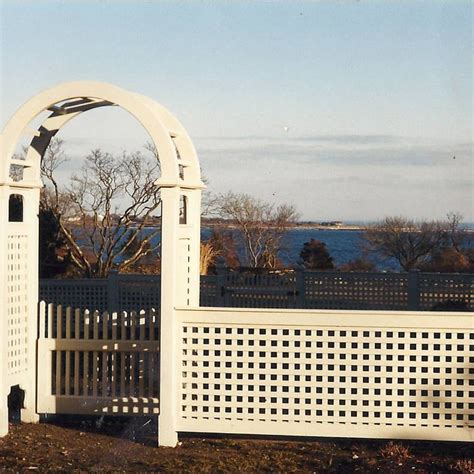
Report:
6,234,29,376
303,272,409,310
178,309,474,441
37,302,160,415
40,271,474,312
419,274,474,311
40,279,108,311
221,271,297,308
200,275,218,307
117,276,161,312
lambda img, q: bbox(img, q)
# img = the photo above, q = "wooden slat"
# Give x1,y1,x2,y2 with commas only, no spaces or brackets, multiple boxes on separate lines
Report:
84,310,90,340
93,310,99,340
47,303,54,339
56,305,62,339
102,311,109,340
65,307,72,339
83,351,90,396
102,352,108,397
65,350,71,396
92,351,98,397
74,308,80,339
39,301,46,339
74,350,80,396
55,350,62,396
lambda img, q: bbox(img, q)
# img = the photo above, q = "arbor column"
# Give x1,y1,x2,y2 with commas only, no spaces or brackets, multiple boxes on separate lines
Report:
158,186,180,447
0,187,9,436
21,188,40,423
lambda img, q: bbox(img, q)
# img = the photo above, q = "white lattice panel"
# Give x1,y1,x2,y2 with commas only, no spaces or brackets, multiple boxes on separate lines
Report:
178,309,474,441
6,234,29,376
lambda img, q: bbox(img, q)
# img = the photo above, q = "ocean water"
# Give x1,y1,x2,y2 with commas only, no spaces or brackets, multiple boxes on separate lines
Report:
202,228,401,271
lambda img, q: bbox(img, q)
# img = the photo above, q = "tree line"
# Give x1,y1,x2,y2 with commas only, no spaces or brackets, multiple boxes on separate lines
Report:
25,139,473,278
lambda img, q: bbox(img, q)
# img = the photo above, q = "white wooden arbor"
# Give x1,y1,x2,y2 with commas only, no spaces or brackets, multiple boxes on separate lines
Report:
0,81,204,445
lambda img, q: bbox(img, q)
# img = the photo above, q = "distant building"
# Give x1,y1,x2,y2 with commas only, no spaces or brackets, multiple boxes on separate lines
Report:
320,221,343,227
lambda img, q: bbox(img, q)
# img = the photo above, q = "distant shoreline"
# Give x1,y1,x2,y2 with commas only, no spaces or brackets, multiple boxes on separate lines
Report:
134,223,474,232
203,223,366,231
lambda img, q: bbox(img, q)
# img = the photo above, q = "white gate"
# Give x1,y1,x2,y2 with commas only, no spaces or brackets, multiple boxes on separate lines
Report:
37,302,160,415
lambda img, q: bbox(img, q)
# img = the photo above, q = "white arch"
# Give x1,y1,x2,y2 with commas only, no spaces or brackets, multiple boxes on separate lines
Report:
0,82,203,446
0,81,204,189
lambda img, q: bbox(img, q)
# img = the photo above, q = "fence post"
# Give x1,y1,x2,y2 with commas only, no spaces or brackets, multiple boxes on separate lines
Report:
107,270,119,313
215,258,227,307
407,269,420,311
157,186,180,447
295,266,306,309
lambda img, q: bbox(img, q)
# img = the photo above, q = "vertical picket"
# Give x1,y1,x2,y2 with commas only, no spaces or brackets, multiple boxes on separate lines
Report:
83,309,90,396
39,301,46,339
149,308,155,341
47,303,54,339
111,312,118,397
120,311,126,397
56,305,62,339
129,311,136,396
74,308,80,339
55,306,62,395
73,308,80,396
138,310,146,397
111,312,118,340
65,306,71,339
64,307,72,395
102,311,109,341
148,309,155,398
93,310,99,340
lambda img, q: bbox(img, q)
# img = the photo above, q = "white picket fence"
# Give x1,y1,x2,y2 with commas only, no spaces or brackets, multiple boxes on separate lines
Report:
36,301,474,442
37,302,160,415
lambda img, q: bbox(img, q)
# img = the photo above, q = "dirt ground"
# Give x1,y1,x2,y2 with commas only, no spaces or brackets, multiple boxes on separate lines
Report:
0,417,472,473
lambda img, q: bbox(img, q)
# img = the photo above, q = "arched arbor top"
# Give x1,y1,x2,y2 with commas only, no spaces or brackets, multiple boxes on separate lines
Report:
0,81,204,190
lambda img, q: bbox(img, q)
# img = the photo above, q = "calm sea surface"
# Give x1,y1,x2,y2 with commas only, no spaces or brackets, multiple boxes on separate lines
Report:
201,228,401,271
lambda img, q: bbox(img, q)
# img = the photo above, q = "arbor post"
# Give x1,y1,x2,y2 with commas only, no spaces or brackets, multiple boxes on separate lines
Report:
21,188,40,424
157,186,180,447
0,187,9,435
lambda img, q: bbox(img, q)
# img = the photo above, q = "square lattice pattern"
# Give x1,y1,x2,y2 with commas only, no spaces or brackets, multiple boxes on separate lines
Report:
181,325,474,431
7,234,29,376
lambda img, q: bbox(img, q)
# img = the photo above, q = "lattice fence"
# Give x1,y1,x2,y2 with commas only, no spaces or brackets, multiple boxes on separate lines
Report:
177,308,474,441
40,279,108,313
303,272,409,310
419,273,474,311
39,271,474,312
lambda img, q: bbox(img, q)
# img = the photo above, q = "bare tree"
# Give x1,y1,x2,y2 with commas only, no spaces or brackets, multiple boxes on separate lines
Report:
218,192,298,269
417,212,474,272
363,216,447,271
41,139,162,277
445,212,474,262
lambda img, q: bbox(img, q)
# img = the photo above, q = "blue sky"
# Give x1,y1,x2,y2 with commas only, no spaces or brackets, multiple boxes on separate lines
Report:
1,0,472,221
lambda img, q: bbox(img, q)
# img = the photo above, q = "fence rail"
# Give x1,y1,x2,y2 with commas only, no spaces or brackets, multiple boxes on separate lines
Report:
40,270,474,313
37,302,160,415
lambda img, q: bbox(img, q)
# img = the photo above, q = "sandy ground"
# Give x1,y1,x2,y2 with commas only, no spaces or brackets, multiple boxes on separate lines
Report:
0,417,472,473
